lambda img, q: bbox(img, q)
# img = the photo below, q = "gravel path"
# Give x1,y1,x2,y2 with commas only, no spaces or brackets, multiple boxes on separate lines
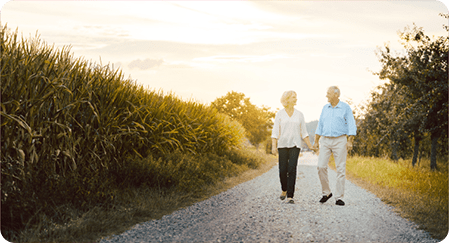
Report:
100,152,438,243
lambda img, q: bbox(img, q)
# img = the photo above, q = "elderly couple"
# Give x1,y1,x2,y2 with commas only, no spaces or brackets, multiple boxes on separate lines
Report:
271,86,357,206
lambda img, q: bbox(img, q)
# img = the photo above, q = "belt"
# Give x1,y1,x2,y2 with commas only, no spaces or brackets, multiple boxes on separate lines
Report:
323,135,346,139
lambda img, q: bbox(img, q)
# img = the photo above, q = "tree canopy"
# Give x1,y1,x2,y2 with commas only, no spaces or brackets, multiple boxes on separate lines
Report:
354,15,448,170
211,91,275,147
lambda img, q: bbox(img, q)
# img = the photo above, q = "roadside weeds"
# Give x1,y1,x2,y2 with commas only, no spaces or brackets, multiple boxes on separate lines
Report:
13,153,277,242
329,156,448,241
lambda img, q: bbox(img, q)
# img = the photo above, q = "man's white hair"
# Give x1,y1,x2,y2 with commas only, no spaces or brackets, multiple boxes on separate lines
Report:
280,90,297,107
328,86,340,97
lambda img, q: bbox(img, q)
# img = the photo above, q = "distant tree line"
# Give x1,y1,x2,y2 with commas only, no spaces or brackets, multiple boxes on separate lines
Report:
352,15,448,170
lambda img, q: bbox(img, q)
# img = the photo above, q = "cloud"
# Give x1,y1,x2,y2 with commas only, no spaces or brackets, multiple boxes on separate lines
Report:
193,54,289,63
113,62,123,69
128,58,164,70
77,25,130,38
166,63,194,69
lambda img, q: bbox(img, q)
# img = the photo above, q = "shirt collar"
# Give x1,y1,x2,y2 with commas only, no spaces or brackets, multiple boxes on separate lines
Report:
327,101,342,108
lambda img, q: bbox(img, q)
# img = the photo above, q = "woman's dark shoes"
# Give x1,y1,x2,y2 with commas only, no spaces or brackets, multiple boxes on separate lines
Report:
319,193,333,203
280,191,287,200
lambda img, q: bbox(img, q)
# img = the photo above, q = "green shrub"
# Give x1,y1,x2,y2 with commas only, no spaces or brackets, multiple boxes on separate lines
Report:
113,147,265,191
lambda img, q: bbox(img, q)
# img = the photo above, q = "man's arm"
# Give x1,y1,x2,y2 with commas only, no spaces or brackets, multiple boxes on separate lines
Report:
346,104,357,136
345,104,356,151
313,105,325,152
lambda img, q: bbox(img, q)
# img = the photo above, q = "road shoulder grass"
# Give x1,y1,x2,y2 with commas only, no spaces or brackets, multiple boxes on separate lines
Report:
97,152,278,242
14,150,277,242
329,156,448,241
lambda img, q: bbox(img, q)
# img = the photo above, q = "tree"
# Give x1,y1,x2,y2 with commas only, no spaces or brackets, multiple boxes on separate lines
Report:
353,83,410,159
374,18,448,170
211,91,275,148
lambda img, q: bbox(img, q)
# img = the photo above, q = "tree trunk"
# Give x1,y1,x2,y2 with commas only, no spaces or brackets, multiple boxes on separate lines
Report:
412,131,421,167
390,139,398,161
375,145,380,157
419,148,423,165
430,131,440,170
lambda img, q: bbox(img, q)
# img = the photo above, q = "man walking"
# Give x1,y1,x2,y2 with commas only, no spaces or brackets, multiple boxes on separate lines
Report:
312,86,357,206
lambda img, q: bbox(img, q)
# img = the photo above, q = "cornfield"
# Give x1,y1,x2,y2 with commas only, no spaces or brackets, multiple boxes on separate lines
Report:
0,25,245,232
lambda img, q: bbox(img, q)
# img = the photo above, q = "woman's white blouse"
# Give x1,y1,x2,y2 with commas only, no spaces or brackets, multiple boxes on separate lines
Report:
271,108,309,148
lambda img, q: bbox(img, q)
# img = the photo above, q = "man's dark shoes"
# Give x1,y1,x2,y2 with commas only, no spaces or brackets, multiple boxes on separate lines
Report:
336,199,345,206
319,193,333,203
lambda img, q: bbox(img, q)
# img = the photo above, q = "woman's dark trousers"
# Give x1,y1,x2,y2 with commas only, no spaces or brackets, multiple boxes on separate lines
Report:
278,147,300,198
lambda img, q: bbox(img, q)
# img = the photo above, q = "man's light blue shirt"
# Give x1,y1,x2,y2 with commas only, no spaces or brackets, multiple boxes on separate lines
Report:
316,101,357,137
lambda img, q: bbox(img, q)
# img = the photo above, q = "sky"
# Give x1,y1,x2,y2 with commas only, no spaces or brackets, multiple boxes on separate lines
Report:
1,0,448,122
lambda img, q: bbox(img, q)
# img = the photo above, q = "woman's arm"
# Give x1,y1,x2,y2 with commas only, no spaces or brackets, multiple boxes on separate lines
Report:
303,136,313,150
299,112,315,151
312,134,321,151
271,138,277,155
271,112,280,155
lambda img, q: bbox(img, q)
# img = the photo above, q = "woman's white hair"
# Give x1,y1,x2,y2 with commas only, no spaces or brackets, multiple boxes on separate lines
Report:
280,90,297,107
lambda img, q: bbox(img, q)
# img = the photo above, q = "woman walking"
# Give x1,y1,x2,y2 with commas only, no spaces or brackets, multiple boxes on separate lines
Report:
271,91,315,204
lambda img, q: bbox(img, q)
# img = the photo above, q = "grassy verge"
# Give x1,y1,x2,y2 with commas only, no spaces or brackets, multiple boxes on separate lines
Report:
9,149,277,242
329,156,448,240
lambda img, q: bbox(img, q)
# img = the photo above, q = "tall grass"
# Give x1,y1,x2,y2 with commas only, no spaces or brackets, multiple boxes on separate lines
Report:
332,156,448,240
13,148,272,242
113,148,264,191
345,157,448,198
1,25,247,237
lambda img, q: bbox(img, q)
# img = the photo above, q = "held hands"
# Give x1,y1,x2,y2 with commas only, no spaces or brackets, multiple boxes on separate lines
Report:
311,144,319,155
